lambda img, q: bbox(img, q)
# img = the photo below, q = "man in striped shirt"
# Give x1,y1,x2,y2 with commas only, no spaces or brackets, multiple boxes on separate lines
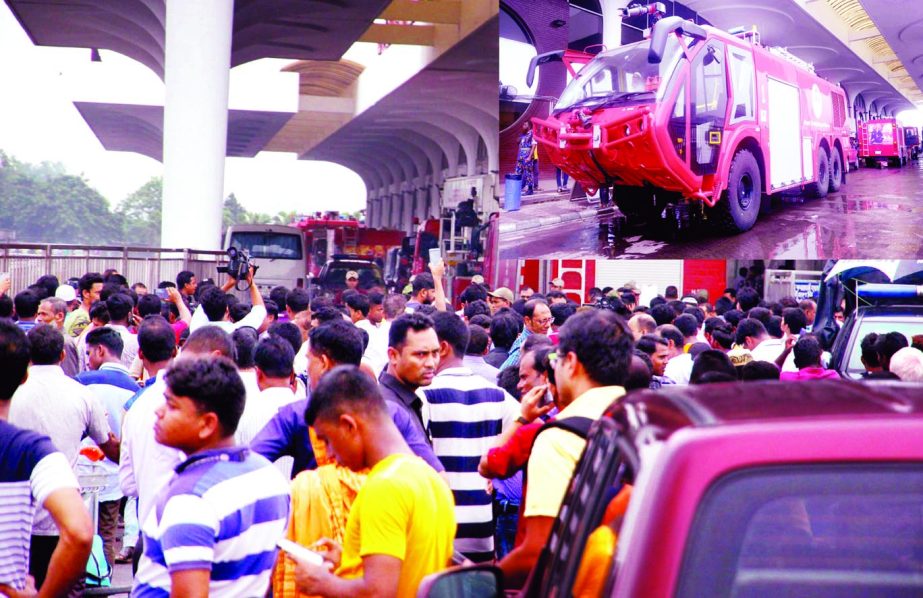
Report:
0,320,93,597
132,356,290,597
419,312,520,562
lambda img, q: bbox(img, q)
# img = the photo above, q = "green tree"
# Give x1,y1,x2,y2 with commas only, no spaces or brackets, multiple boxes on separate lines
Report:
223,192,248,228
117,177,162,247
0,151,123,244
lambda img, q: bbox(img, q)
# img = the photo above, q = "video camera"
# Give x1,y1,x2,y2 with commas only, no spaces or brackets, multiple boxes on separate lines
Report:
218,246,258,282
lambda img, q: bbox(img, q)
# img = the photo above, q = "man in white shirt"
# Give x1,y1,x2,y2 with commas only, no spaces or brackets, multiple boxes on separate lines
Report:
11,325,116,585
119,316,182,541
737,318,785,363
353,291,389,375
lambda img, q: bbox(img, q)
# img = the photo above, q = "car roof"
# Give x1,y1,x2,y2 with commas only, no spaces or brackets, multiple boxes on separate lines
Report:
608,380,923,440
852,304,923,318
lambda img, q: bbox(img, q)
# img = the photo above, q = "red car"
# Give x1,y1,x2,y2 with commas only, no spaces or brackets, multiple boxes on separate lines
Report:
419,380,923,597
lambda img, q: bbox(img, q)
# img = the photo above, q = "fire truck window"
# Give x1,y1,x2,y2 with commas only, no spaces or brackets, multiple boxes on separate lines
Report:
728,47,755,124
691,41,728,175
668,82,687,162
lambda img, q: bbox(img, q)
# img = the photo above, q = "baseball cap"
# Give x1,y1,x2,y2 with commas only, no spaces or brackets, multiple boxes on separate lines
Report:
346,271,359,280
551,277,565,287
488,287,514,303
55,284,77,302
471,275,485,285
623,280,640,293
681,295,698,306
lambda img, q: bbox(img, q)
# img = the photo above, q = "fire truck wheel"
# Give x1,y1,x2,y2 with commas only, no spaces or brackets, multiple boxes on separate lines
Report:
711,148,761,234
828,148,843,193
808,148,830,198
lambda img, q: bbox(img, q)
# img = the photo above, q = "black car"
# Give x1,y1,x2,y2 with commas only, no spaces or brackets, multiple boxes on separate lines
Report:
310,255,383,296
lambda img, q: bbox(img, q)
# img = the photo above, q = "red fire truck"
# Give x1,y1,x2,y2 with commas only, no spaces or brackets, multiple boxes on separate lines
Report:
530,8,850,234
294,214,403,276
858,118,911,168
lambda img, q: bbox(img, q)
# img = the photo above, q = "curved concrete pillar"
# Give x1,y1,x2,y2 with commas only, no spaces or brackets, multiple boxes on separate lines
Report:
160,0,233,249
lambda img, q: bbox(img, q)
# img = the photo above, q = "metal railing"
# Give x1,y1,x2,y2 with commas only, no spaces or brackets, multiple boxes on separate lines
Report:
0,243,227,292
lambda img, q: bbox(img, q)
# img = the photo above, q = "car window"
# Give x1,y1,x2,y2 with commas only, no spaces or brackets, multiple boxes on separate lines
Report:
676,464,923,597
229,232,302,260
845,318,923,378
527,417,631,598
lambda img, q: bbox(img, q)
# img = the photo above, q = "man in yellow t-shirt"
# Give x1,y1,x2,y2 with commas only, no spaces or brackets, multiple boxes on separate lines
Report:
289,366,456,598
498,309,631,589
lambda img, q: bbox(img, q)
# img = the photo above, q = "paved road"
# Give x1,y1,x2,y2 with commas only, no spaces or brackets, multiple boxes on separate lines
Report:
500,159,923,260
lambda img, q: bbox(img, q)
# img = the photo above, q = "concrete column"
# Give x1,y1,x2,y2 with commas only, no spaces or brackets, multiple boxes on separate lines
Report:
161,0,234,250
601,0,632,49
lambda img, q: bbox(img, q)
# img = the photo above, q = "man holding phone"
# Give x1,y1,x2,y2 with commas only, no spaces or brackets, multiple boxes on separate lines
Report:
288,366,455,598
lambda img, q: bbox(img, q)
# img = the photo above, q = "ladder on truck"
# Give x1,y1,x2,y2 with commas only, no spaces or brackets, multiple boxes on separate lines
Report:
342,226,358,255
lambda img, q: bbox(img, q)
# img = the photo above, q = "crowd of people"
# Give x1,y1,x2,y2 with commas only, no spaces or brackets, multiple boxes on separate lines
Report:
1,263,922,597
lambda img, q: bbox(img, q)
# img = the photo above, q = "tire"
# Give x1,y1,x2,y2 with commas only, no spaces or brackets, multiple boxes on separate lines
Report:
808,147,829,198
709,148,762,234
828,147,843,193
614,185,659,224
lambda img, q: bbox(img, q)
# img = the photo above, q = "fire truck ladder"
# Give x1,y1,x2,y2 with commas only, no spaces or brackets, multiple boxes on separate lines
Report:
342,226,358,254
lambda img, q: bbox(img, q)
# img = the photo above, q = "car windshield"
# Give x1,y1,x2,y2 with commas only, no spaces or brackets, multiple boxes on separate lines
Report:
326,264,382,287
229,232,302,260
845,317,923,378
554,35,682,112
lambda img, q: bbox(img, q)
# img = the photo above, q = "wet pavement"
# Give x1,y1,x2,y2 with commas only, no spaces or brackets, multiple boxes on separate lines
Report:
500,159,923,260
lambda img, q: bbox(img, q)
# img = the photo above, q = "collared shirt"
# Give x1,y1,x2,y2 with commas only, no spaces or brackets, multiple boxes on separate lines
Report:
243,385,299,478
119,370,185,528
499,328,533,371
525,385,625,519
463,355,501,385
133,447,290,598
10,364,111,535
15,320,37,333
378,371,426,433
418,366,520,562
76,363,140,502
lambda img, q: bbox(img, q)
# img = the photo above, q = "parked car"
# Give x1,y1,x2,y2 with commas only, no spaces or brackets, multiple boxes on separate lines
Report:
309,255,383,297
829,303,923,379
419,380,923,597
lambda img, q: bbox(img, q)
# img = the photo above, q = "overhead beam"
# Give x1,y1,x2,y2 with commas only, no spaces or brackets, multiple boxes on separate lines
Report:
380,0,462,24
360,23,435,46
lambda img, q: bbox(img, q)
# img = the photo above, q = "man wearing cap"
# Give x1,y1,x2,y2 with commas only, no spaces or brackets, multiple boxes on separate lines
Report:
549,278,565,293
345,270,359,291
500,299,553,370
487,287,514,315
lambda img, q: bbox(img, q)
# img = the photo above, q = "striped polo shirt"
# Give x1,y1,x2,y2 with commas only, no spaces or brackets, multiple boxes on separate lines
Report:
418,366,519,562
0,421,78,591
132,446,291,598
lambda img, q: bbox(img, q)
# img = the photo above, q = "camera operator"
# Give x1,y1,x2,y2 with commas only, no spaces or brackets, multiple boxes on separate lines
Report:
189,265,266,334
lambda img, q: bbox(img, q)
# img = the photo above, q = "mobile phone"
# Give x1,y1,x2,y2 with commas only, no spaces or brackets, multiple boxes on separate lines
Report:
277,539,325,566
428,247,441,264
155,288,169,300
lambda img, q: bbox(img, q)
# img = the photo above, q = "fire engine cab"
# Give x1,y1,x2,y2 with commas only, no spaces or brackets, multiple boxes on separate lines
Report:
858,118,911,168
531,5,850,234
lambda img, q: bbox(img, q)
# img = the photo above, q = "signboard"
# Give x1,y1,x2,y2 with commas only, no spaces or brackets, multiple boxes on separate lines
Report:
793,279,821,301
442,175,493,212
